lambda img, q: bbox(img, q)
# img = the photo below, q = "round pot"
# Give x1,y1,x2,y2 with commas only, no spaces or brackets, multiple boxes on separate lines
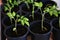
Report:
29,20,53,40
4,24,29,40
50,18,60,40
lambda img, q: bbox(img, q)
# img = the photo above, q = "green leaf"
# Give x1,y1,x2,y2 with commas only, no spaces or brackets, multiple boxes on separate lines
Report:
34,2,39,7
13,27,16,31
18,19,20,22
7,12,14,19
6,3,11,8
17,14,20,17
12,12,16,17
27,0,31,3
21,20,24,26
39,2,43,8
53,10,58,17
25,21,29,26
52,5,56,9
4,6,8,11
31,0,33,3
9,0,12,3
24,18,29,21
49,11,53,16
21,16,24,19
46,8,50,12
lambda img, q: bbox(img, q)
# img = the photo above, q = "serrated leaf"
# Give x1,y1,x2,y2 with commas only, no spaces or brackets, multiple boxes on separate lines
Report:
54,13,58,17
49,11,53,16
13,27,16,31
34,2,39,7
21,16,24,19
46,8,50,12
18,19,20,22
4,6,8,11
25,21,29,26
39,2,43,8
12,12,16,17
7,12,14,19
24,18,29,21
21,20,24,26
53,10,58,17
52,5,56,9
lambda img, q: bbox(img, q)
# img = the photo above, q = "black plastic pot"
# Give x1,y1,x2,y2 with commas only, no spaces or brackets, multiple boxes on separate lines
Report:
50,18,60,40
29,20,53,40
4,24,29,40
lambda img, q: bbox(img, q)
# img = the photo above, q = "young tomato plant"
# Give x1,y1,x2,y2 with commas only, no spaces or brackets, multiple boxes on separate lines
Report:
34,2,47,31
44,4,60,28
7,11,29,34
4,0,21,24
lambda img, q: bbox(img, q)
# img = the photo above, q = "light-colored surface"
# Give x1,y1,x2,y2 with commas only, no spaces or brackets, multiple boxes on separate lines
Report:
52,0,60,10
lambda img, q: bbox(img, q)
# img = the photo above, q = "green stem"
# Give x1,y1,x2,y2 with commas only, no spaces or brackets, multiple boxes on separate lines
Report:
40,8,45,31
41,14,44,31
15,19,17,34
14,15,18,34
25,1,29,9
10,18,12,24
32,4,34,20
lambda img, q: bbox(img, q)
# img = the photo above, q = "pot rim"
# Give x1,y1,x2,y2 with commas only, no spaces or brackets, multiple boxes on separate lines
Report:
29,20,53,35
4,24,29,38
50,18,60,31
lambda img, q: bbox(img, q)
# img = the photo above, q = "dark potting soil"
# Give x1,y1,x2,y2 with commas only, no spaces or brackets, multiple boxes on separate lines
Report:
6,25,27,37
52,19,59,29
30,21,51,34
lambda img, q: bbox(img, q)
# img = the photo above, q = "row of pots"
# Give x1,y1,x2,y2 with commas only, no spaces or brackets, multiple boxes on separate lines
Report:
2,0,59,40
2,16,59,40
